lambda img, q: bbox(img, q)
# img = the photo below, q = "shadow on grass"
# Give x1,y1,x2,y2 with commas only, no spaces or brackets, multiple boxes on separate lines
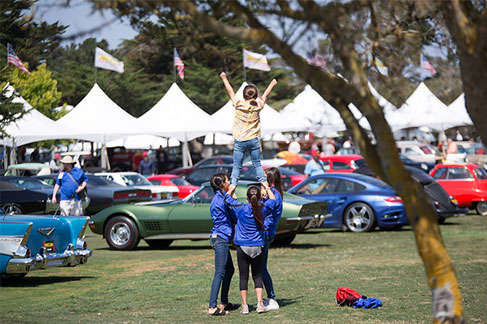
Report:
1,275,94,287
275,243,332,249
95,245,212,251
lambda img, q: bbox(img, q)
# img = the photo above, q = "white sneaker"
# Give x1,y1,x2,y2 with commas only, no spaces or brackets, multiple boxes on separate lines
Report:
257,303,268,313
264,298,279,310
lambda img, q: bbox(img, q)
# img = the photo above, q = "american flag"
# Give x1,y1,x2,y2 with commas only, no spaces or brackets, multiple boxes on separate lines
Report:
306,55,327,69
420,54,436,76
174,48,185,80
7,43,30,74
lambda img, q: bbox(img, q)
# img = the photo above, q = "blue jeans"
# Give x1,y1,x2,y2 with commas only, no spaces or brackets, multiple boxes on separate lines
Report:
261,234,276,299
231,138,267,186
209,236,235,308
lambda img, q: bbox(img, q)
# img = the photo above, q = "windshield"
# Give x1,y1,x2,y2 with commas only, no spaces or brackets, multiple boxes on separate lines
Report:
8,178,51,190
121,174,153,186
473,167,487,180
171,177,191,186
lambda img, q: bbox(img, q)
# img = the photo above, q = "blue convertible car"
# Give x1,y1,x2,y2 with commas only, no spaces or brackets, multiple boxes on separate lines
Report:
287,173,407,232
0,210,92,279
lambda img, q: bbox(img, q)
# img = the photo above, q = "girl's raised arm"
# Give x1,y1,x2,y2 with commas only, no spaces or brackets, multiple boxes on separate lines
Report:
260,79,278,105
220,72,236,101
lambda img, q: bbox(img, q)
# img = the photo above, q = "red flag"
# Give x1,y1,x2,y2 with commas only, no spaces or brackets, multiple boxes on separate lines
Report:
7,43,30,74
174,48,185,80
420,54,436,76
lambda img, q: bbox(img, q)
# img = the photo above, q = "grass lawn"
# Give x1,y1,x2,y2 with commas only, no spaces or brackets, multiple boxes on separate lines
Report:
1,214,486,324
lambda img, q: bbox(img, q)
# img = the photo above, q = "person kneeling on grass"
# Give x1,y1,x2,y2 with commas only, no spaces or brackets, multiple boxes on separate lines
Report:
207,173,240,316
226,184,276,314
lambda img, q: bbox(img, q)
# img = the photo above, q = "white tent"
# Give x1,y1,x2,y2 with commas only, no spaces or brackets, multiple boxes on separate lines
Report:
56,83,145,143
139,83,221,141
3,85,82,146
139,83,222,166
212,82,307,135
280,85,347,137
447,93,473,126
386,82,460,131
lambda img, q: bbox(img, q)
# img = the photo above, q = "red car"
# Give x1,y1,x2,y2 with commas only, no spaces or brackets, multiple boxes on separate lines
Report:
147,174,199,199
430,163,487,215
319,154,365,173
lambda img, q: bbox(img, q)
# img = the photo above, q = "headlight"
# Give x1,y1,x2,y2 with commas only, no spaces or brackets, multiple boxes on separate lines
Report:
421,163,427,171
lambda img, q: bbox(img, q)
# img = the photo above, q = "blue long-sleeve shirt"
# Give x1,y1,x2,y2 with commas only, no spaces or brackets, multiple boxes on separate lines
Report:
210,190,237,241
139,159,156,175
225,195,276,246
264,187,283,237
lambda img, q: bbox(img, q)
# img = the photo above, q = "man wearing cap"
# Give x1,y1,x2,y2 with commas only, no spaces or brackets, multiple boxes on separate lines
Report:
52,156,88,216
138,151,156,176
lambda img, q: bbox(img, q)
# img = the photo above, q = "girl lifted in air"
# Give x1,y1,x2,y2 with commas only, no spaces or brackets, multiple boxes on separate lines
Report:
220,72,278,193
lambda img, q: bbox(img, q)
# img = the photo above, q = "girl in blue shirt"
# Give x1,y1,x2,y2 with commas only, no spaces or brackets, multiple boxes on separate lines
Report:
262,167,284,310
208,173,238,316
226,184,276,314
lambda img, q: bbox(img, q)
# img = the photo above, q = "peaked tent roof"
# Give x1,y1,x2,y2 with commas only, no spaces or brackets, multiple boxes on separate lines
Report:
211,82,307,135
280,85,345,137
3,85,82,146
386,82,460,131
447,93,473,127
56,83,145,143
138,83,220,141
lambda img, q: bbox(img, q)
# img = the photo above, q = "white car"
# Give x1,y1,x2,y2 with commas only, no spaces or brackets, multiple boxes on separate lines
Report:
95,172,179,200
396,141,465,163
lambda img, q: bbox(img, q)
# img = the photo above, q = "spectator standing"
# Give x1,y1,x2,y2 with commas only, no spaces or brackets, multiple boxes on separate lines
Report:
447,138,458,154
138,151,156,176
52,156,88,216
50,153,61,168
435,142,446,164
456,130,463,141
323,137,336,155
304,150,327,179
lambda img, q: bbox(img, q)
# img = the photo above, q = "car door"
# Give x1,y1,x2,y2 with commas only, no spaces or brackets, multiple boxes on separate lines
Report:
432,166,474,207
290,176,342,227
167,185,215,234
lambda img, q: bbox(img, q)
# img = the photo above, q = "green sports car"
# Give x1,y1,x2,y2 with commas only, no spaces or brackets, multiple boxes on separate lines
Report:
88,182,328,250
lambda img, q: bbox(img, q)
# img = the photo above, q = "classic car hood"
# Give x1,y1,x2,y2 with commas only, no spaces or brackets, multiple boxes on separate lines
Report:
135,185,178,193
1,215,89,256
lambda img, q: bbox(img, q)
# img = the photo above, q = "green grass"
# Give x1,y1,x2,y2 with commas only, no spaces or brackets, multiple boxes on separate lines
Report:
1,215,486,324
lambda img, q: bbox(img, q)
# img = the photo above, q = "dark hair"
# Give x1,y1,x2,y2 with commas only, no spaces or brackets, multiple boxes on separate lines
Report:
266,167,283,197
243,85,258,106
247,186,265,230
210,173,227,192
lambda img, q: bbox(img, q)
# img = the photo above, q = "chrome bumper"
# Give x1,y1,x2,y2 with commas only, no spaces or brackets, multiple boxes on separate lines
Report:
288,214,330,229
5,248,92,274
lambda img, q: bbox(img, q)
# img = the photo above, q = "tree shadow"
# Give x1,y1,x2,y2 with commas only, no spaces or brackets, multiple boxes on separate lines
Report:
1,275,94,287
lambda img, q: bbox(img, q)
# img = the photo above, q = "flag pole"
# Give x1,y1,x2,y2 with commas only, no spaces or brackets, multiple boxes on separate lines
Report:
173,48,177,83
242,49,246,82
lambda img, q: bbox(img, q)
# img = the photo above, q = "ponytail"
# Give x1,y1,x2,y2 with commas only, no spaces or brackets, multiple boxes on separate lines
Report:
243,85,259,107
247,186,265,230
266,167,283,197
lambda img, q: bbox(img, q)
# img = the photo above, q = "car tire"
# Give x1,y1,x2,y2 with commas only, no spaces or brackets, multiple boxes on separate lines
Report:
104,216,140,250
475,201,487,216
343,202,376,232
145,239,173,249
1,203,24,215
272,234,296,246
438,216,446,224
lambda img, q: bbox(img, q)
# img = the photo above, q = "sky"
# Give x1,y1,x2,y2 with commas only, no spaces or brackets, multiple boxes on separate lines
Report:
31,0,138,49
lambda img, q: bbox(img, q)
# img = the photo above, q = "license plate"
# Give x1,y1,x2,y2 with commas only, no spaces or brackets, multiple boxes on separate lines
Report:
43,241,55,253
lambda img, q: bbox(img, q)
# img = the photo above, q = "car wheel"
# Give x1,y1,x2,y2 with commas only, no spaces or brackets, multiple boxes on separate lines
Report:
343,202,376,232
145,239,173,249
438,216,446,224
1,203,24,215
475,201,487,216
271,234,296,246
104,216,140,250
